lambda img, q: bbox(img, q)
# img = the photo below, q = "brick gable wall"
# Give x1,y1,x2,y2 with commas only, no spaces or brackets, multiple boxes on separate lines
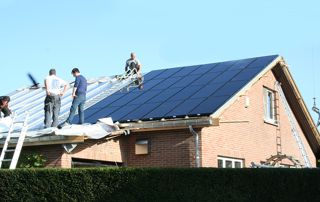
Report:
201,70,316,167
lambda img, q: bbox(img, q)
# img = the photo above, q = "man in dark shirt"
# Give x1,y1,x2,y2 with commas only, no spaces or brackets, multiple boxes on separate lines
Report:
0,96,11,118
59,68,87,128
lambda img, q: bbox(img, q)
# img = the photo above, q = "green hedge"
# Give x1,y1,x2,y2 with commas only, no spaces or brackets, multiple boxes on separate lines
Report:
0,168,320,202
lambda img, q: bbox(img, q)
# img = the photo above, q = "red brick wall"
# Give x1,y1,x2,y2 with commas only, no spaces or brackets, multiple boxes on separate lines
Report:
22,137,126,168
22,145,64,167
124,129,198,168
201,70,316,167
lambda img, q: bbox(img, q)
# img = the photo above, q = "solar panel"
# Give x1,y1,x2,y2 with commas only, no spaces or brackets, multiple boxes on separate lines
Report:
208,60,236,73
247,55,278,69
146,88,182,103
213,80,249,97
83,55,279,123
171,74,202,88
191,71,224,86
172,65,200,77
152,77,181,90
156,67,183,79
168,85,203,101
143,100,183,119
165,98,206,117
210,70,242,84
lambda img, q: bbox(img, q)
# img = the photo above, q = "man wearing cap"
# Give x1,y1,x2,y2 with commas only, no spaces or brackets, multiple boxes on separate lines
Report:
59,68,87,128
44,69,68,128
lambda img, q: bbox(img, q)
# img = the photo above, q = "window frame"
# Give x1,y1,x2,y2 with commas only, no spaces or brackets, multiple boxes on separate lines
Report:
135,139,150,155
217,156,244,168
263,87,277,125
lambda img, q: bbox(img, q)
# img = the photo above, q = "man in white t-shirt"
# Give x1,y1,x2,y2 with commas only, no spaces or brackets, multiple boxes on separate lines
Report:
44,69,68,128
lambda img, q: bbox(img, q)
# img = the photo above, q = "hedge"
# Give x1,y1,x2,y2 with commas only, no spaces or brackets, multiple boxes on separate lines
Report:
1,168,320,202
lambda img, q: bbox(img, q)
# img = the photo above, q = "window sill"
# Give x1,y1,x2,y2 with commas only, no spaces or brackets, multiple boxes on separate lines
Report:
264,119,278,126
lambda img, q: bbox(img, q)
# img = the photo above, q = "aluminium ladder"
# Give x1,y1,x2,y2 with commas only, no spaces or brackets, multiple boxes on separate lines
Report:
0,112,30,169
275,82,311,168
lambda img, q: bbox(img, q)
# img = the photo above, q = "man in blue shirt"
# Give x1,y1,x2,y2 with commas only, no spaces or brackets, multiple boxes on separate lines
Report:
59,68,87,128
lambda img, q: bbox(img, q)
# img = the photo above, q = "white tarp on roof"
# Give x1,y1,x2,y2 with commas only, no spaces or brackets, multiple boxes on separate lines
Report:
0,117,118,140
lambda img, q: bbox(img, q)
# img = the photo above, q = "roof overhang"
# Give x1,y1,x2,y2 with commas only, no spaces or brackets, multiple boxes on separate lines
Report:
0,135,85,148
118,116,219,132
272,60,320,158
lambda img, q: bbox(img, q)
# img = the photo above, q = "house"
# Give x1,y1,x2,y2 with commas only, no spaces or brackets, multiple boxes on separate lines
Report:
1,55,320,168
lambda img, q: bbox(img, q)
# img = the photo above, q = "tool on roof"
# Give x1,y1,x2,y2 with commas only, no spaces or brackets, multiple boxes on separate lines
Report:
27,73,40,88
0,112,29,169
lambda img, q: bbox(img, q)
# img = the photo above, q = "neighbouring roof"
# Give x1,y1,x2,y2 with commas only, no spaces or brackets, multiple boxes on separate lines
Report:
82,55,279,123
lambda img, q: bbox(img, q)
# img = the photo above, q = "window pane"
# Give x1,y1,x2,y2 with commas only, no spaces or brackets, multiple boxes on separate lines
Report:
218,159,223,168
226,160,233,168
235,162,242,168
267,92,273,119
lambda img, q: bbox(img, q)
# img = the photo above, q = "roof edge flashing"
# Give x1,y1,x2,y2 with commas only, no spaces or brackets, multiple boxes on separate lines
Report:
118,117,219,131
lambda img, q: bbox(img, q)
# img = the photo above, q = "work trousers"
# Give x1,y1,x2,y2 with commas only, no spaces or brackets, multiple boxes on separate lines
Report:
44,95,61,128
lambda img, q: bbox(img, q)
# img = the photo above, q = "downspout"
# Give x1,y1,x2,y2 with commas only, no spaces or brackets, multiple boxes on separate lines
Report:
189,125,200,168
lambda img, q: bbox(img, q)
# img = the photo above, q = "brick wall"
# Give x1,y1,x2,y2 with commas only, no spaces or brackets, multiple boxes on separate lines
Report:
201,70,316,167
22,137,126,168
124,129,198,168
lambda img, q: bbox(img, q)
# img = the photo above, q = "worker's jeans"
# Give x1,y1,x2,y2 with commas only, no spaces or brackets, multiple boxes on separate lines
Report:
66,94,86,124
44,95,61,128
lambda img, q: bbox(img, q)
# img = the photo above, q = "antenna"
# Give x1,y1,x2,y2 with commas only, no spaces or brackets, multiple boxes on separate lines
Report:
312,97,320,127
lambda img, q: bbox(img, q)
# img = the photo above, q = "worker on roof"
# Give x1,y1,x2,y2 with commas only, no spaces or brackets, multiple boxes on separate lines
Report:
0,96,11,118
59,68,87,128
44,69,68,128
125,52,143,89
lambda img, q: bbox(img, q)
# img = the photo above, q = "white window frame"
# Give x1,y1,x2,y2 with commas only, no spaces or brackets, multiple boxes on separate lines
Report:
217,156,244,168
263,87,277,124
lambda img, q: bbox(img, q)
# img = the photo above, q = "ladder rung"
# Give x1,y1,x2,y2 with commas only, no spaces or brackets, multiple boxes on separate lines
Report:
14,121,25,124
5,149,15,152
1,159,12,162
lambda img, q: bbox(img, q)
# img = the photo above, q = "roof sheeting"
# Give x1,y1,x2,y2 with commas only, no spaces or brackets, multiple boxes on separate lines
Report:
82,55,279,123
6,75,137,131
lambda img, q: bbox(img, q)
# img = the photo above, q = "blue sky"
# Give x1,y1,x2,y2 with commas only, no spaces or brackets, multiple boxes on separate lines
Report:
1,0,320,120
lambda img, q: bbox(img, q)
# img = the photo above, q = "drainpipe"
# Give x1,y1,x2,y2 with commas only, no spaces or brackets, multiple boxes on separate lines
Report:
189,125,200,168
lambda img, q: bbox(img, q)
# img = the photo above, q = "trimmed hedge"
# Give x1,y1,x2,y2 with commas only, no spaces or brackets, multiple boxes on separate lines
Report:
0,168,320,202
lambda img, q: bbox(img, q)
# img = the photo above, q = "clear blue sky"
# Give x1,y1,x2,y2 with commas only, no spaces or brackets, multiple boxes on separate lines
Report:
1,0,320,120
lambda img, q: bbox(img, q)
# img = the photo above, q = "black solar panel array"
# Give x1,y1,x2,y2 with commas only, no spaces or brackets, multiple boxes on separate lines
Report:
74,55,278,123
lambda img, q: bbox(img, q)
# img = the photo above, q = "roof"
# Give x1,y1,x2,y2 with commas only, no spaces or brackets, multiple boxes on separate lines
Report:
6,74,138,131
82,55,279,123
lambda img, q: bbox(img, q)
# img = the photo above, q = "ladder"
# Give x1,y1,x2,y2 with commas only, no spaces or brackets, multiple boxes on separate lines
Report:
0,112,29,169
274,91,282,156
58,68,140,123
275,82,311,168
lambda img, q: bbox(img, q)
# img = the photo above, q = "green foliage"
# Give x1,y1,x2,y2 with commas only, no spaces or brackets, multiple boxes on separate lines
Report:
0,168,320,202
18,153,47,168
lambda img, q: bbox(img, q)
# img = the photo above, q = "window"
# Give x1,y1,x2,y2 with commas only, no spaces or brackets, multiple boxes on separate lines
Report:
135,139,149,155
217,156,244,168
263,87,277,124
71,158,122,168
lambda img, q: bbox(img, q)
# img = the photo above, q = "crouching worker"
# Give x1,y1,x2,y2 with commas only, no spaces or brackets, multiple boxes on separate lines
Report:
0,96,11,118
44,69,68,128
125,52,143,89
